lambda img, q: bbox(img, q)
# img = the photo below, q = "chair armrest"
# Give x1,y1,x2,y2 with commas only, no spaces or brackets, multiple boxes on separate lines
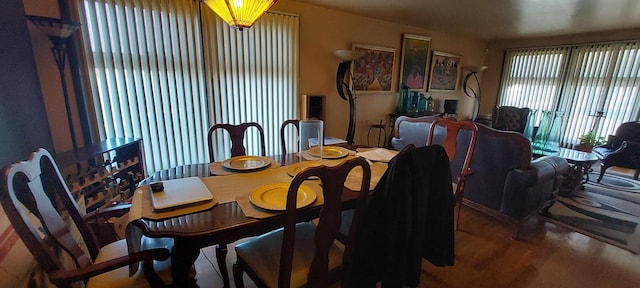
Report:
84,204,131,223
500,156,568,219
500,168,538,217
48,247,170,284
84,204,132,247
622,140,640,150
601,140,640,158
531,156,569,182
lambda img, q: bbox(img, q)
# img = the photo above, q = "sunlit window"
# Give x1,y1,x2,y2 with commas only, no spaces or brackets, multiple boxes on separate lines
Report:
498,42,640,147
78,0,299,174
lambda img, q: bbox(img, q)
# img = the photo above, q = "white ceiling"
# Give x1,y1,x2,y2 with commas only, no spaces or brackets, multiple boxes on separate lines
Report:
294,0,640,40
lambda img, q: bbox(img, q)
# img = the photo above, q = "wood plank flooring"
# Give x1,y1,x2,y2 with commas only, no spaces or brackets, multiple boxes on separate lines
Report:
194,204,640,287
421,206,640,287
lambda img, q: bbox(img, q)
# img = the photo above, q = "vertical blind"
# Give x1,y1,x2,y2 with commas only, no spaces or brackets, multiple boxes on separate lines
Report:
498,41,640,147
78,0,299,174
201,10,299,161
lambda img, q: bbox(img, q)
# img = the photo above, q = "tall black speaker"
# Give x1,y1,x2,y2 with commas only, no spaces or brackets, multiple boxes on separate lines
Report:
444,99,459,114
303,95,325,120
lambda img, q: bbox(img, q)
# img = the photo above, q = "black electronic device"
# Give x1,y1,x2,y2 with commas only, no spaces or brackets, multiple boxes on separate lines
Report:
150,182,164,193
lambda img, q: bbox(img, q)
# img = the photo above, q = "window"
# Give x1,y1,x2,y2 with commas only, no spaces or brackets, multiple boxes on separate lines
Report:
78,0,299,174
499,42,640,147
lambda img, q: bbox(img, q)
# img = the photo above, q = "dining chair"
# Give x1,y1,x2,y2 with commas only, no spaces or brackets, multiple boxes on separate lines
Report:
427,118,479,229
232,157,372,288
207,122,267,286
279,119,299,161
0,148,172,288
207,122,266,162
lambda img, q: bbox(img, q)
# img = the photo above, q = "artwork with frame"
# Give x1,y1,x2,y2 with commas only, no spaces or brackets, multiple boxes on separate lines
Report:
428,50,462,92
399,34,431,91
351,44,396,93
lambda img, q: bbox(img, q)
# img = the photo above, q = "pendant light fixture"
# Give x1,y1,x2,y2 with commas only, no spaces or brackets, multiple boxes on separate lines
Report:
203,0,278,30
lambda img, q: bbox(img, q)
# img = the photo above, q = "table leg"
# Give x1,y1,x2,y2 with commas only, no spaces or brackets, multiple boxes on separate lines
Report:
172,239,200,287
582,163,592,184
216,243,230,288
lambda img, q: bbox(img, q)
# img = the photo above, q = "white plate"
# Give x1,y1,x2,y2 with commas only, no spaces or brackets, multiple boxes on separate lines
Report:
307,146,349,159
221,156,271,171
356,148,399,163
249,182,317,211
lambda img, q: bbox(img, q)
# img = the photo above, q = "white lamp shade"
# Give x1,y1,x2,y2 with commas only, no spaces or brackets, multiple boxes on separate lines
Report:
462,65,488,73
25,15,80,39
335,50,364,62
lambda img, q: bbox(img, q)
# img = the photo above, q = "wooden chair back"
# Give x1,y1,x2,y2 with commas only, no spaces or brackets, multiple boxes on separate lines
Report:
0,149,101,281
207,122,266,162
279,157,371,287
1,149,171,287
279,119,299,156
1,149,172,287
427,118,478,228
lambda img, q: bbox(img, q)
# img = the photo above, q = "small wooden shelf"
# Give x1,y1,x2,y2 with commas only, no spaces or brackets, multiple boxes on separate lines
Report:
55,138,144,213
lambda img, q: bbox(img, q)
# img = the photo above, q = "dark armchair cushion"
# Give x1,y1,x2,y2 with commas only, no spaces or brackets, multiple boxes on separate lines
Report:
491,106,530,133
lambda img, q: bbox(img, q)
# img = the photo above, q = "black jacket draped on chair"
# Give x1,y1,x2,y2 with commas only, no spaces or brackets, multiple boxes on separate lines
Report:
347,145,455,287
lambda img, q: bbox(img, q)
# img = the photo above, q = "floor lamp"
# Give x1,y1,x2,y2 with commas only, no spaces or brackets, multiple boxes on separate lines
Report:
335,50,364,145
26,15,81,150
462,65,488,121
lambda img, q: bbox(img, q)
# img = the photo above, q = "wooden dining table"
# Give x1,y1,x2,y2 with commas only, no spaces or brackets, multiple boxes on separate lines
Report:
132,151,386,287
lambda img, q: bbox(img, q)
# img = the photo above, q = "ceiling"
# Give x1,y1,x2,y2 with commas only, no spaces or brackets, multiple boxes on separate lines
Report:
294,0,640,40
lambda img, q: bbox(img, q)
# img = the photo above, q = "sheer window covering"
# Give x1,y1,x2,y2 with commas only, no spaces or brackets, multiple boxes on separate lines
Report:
499,41,640,147
78,0,299,174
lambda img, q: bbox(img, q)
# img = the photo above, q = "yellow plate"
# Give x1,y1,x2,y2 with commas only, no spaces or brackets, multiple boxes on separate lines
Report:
221,156,271,171
286,160,348,178
249,182,317,211
308,146,349,159
286,161,323,178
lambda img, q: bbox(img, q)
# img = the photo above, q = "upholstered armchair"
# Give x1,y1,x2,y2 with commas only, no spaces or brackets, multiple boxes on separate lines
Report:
592,121,640,182
492,106,530,133
391,116,569,239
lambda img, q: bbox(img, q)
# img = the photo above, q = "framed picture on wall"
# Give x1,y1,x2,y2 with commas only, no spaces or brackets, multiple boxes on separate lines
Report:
399,34,431,91
428,50,462,92
351,44,396,93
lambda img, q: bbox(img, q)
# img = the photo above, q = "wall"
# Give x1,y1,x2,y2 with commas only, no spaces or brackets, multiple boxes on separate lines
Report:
0,0,54,166
25,1,640,150
0,1,53,286
26,0,488,150
274,0,488,145
482,28,640,115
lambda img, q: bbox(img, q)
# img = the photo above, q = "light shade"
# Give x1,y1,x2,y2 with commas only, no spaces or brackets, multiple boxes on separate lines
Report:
204,0,278,30
462,65,488,73
25,15,80,40
335,50,364,62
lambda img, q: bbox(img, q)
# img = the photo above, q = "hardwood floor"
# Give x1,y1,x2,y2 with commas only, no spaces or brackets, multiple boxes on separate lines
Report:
194,204,640,288
420,206,640,288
